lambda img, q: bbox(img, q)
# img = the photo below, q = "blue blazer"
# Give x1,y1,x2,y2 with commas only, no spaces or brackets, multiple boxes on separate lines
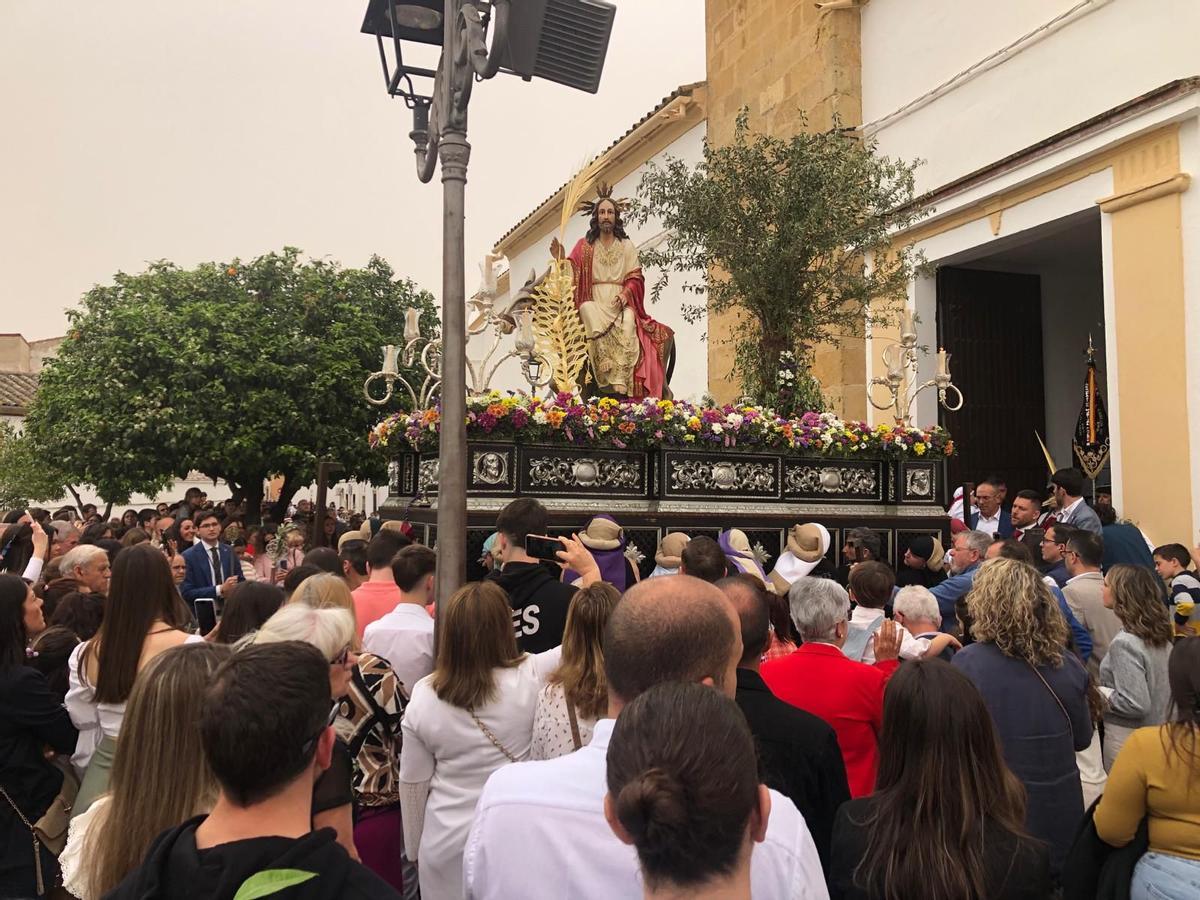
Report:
180,540,244,606
967,504,1014,538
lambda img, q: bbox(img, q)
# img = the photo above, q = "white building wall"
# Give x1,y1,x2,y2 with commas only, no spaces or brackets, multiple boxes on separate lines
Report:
861,0,1200,194
497,121,709,400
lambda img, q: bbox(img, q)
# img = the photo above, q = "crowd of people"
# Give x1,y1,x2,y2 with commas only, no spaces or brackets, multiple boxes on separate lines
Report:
1,463,1199,899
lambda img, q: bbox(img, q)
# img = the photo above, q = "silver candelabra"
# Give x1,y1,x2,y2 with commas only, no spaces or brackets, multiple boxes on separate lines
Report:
868,311,964,426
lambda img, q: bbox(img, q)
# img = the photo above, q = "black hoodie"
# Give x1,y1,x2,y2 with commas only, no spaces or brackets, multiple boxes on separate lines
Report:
487,561,576,653
103,818,399,900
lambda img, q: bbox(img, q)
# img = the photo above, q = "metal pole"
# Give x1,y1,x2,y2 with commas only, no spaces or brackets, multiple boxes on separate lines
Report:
434,0,469,605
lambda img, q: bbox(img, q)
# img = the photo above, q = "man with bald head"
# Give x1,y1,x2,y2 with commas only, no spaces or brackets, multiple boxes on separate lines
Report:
464,576,828,900
721,575,849,874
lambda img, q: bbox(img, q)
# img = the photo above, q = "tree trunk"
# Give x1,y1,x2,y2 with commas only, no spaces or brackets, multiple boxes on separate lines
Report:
66,484,85,518
101,501,114,521
234,477,265,526
269,473,302,524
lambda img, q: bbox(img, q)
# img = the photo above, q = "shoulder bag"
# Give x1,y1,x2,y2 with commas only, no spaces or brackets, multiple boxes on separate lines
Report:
0,757,80,895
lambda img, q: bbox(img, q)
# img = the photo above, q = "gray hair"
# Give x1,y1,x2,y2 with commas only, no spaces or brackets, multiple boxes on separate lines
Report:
60,544,107,575
892,585,941,627
247,604,354,662
959,530,993,558
787,577,850,642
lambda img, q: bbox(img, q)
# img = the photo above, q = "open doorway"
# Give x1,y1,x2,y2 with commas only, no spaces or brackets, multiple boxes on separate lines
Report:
936,209,1106,496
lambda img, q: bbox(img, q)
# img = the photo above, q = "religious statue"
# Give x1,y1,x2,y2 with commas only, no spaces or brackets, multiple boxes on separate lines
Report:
549,184,674,399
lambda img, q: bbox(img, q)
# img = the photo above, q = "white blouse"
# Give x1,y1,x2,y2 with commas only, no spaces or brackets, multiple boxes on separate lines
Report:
59,795,108,899
399,655,540,900
66,633,205,772
530,681,597,760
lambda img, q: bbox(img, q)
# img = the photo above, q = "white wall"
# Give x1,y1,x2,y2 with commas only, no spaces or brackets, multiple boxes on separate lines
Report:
861,0,1200,193
498,121,709,400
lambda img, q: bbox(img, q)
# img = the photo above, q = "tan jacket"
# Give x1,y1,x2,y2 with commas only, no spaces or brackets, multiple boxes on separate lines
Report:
1062,570,1122,678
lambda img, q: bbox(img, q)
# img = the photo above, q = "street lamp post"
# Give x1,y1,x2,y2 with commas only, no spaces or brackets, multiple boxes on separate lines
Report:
362,0,615,601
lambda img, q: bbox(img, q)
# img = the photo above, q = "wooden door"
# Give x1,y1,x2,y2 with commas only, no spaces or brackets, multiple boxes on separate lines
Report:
936,267,1047,496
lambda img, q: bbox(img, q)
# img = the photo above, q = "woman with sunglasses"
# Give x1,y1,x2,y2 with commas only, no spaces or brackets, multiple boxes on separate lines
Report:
289,573,409,893
248,604,360,862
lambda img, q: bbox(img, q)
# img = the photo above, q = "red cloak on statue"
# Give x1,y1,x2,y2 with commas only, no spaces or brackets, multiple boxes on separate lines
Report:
567,237,673,399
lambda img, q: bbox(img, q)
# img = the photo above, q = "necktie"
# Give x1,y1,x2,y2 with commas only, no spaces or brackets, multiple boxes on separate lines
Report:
210,546,222,585
1014,528,1023,540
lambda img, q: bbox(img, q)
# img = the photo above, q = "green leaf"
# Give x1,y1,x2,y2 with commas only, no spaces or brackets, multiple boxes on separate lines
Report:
232,868,318,900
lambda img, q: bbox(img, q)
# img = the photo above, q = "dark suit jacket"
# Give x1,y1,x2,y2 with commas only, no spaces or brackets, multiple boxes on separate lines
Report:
180,540,244,607
735,667,850,874
967,503,1014,537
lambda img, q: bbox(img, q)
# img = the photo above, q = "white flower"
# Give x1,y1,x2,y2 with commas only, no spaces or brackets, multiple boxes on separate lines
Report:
533,411,548,425
712,422,724,434
726,413,744,428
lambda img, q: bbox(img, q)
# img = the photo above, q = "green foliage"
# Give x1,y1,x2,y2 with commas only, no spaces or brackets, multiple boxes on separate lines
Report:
0,422,71,510
633,109,928,405
23,248,435,515
232,869,317,900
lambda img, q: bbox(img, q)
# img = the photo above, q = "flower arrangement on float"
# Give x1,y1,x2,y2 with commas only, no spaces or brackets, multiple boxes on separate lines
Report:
369,392,954,459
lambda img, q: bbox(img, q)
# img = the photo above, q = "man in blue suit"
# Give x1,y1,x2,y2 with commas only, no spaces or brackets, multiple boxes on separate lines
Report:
965,477,1013,539
181,511,244,610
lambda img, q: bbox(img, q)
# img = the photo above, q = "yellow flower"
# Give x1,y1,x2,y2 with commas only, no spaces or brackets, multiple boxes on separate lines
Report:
687,416,702,431
683,434,696,443
914,442,927,456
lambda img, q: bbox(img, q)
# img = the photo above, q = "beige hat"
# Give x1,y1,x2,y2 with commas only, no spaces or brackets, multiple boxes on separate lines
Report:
655,532,691,568
579,515,623,551
337,523,372,551
786,523,826,563
926,536,946,572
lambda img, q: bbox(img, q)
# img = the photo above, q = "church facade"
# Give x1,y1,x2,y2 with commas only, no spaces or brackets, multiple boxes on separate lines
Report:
707,0,1200,545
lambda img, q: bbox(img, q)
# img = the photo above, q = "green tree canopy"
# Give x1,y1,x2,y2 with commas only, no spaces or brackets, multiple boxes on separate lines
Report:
23,248,435,520
634,110,928,407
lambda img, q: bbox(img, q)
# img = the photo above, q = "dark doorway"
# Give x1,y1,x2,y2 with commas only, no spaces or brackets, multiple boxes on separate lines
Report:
936,267,1047,495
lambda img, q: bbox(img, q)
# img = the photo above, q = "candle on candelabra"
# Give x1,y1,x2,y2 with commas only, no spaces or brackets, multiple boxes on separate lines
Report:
886,348,903,380
900,309,915,339
937,348,950,377
404,308,422,344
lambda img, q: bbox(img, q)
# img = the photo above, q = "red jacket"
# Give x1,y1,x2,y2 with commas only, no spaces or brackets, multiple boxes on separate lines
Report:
761,643,897,798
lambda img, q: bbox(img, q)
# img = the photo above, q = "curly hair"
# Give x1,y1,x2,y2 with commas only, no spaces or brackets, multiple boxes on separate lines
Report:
966,558,1067,667
1106,564,1174,648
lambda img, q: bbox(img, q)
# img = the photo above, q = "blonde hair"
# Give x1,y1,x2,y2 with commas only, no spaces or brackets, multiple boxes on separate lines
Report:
967,558,1068,667
288,573,359,649
550,582,621,720
430,581,523,709
83,643,231,896
251,603,354,662
1107,564,1174,648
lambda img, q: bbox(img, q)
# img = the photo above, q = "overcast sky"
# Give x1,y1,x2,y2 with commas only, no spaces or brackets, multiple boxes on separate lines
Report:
0,1,706,340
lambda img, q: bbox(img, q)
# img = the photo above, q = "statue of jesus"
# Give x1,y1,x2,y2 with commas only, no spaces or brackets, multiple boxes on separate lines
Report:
550,185,673,399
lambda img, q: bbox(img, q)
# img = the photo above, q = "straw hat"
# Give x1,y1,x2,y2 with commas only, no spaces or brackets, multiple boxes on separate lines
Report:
337,523,372,551
908,535,946,572
655,532,691,568
579,515,623,551
786,523,826,563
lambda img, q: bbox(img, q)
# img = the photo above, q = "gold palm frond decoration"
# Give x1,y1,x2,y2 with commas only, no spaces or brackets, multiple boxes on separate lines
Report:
524,160,605,394
559,156,607,241
531,259,588,393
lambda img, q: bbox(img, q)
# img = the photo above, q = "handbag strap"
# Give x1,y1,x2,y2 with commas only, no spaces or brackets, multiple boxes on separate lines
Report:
469,708,518,763
0,784,45,895
566,700,582,751
1026,659,1071,726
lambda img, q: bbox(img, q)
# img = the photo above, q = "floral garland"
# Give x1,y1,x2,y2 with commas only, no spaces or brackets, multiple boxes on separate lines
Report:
370,392,954,459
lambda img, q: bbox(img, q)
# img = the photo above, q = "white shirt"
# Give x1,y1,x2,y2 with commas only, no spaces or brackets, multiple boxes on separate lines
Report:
531,681,597,760
65,633,205,771
401,656,541,900
463,718,829,900
849,606,930,663
60,795,108,899
363,603,436,697
973,510,1002,537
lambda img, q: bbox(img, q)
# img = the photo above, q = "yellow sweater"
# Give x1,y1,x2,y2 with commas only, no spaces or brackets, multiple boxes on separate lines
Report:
1094,725,1200,860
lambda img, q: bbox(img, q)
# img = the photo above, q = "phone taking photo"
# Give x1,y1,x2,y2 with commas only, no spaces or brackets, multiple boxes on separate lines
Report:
525,534,563,563
194,599,218,636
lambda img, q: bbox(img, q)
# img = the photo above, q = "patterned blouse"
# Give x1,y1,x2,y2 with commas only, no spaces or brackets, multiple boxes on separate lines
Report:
335,651,406,808
531,681,598,760
762,629,798,663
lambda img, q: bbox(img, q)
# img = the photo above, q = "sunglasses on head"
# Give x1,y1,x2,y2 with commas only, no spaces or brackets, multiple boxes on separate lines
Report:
299,702,341,758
